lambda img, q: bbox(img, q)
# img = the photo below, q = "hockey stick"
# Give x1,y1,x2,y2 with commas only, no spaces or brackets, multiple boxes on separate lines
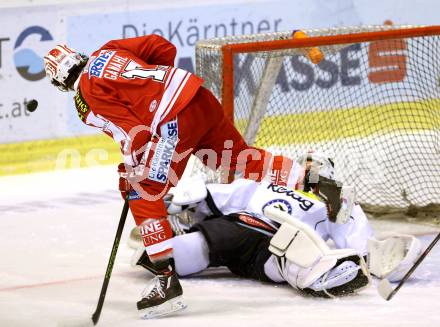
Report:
378,232,440,301
91,197,130,325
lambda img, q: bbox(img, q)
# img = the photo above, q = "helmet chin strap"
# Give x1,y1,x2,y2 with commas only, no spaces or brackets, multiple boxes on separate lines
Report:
71,54,89,91
65,59,88,91
73,74,82,91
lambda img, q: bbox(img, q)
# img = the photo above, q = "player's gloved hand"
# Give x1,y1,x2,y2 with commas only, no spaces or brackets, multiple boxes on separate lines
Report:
163,194,188,214
118,162,132,200
165,175,208,214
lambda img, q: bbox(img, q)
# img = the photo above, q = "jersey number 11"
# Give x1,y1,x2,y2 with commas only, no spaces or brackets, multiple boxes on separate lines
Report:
121,60,167,82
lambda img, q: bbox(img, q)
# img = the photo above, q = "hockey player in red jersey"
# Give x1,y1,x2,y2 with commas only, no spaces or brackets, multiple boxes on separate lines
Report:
43,35,314,318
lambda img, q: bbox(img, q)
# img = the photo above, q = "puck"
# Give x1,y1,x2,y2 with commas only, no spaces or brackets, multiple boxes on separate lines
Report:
26,99,38,112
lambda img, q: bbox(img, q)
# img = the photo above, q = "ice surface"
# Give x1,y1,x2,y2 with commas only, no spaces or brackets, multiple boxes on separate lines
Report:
1,166,439,327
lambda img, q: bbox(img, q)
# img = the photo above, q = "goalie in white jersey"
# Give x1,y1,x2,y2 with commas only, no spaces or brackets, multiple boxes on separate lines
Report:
132,152,422,298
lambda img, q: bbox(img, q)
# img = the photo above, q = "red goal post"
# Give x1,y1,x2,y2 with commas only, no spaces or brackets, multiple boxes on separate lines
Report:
194,25,440,217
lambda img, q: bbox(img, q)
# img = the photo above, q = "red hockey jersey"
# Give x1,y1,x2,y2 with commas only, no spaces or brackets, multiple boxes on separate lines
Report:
73,35,203,166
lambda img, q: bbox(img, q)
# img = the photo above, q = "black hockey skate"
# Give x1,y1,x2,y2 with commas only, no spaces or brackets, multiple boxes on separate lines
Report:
137,270,186,319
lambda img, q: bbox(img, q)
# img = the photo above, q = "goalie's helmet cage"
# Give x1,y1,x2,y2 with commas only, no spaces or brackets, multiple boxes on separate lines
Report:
297,150,335,178
296,150,336,192
44,44,87,91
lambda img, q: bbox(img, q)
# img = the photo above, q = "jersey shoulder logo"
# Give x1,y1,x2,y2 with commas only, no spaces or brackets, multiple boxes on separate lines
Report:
262,198,293,215
88,50,115,79
74,89,90,122
149,99,158,112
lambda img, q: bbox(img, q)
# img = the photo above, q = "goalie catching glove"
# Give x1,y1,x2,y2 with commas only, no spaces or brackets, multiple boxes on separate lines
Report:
368,234,422,282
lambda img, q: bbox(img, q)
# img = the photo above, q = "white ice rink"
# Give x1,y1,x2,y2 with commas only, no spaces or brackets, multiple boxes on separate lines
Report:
1,166,439,327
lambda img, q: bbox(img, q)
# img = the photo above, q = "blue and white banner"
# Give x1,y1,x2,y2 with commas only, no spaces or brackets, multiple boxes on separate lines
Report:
1,0,439,143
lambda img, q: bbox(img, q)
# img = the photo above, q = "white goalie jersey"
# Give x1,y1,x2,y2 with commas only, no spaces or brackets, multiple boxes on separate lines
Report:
190,178,374,256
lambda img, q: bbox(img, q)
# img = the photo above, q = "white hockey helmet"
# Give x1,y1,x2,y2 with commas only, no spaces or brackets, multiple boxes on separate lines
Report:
296,150,335,190
44,44,88,91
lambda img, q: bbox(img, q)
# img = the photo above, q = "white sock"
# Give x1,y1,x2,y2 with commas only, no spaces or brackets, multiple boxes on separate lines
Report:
172,231,210,276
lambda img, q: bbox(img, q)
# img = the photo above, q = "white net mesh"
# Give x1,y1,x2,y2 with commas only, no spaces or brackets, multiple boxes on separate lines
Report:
191,25,440,215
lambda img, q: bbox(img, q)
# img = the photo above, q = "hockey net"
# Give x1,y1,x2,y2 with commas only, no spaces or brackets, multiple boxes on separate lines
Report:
191,25,440,221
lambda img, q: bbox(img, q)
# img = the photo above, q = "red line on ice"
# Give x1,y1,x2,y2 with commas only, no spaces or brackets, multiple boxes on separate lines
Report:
0,271,141,292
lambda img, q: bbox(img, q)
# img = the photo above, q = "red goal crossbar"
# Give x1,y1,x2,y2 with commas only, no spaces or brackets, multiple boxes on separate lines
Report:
221,25,440,120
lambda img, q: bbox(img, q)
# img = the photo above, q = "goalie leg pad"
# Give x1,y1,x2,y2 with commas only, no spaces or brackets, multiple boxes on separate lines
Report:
303,254,370,297
268,209,332,268
274,250,370,298
266,208,370,296
269,222,328,268
268,209,343,287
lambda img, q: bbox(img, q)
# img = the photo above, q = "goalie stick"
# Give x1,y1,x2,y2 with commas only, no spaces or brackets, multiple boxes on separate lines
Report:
378,232,440,301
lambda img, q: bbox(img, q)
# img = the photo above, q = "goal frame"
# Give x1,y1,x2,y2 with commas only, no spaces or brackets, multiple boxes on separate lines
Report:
192,25,440,217
220,25,440,121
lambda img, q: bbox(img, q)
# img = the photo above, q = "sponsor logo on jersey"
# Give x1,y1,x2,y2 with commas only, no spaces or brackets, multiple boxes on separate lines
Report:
262,198,293,215
74,89,90,122
267,183,314,211
237,213,276,232
89,50,115,78
148,119,179,183
103,54,128,80
149,99,158,112
268,156,293,186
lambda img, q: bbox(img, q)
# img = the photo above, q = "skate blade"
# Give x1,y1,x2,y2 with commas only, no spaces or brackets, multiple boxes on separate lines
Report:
139,296,187,319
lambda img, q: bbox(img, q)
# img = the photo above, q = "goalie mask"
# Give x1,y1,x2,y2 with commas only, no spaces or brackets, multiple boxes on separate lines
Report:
44,44,88,91
296,150,335,192
296,150,355,224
